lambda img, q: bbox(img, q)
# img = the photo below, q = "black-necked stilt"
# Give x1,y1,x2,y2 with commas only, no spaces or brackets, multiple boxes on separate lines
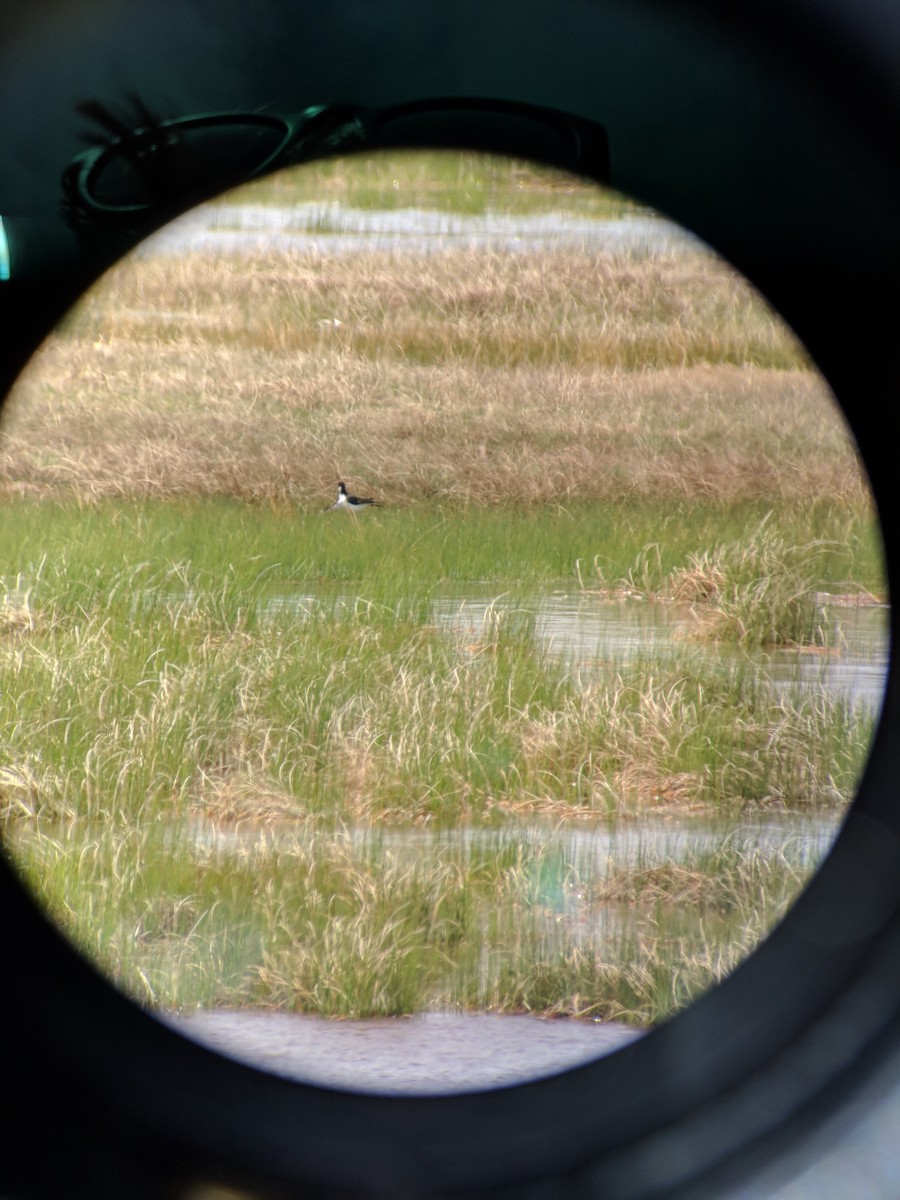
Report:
327,481,382,513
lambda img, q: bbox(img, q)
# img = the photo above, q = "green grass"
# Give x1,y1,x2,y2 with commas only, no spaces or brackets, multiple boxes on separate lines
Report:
0,495,883,600
0,498,879,838
2,581,870,829
584,508,884,646
0,495,878,1020
223,149,642,217
13,815,818,1023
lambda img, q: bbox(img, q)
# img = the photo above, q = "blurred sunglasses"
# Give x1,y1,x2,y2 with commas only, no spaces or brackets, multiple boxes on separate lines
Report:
65,97,609,218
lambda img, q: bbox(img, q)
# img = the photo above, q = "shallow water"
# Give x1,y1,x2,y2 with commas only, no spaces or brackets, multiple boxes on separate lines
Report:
169,581,883,1091
170,808,841,1093
265,585,889,712
188,810,841,959
164,1008,643,1093
137,201,703,259
438,589,888,711
192,812,840,873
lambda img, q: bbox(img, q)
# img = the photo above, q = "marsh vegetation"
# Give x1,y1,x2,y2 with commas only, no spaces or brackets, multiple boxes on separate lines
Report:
0,151,885,1026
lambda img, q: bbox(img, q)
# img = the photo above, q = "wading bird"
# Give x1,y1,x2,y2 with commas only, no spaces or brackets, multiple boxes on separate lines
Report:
327,481,383,514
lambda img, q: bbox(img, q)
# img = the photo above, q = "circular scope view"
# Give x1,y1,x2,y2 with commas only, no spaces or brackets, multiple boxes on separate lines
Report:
0,149,887,1093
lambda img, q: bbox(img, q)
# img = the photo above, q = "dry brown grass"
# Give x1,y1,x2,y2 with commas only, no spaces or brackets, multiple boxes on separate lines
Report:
0,596,40,636
190,771,314,827
0,247,864,508
591,848,807,912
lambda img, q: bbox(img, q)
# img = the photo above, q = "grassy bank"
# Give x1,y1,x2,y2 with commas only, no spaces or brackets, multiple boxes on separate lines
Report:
217,148,644,217
0,493,882,595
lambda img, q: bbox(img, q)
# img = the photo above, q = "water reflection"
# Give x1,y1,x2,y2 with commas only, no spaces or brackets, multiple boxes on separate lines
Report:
264,585,888,711
190,812,840,952
172,811,839,1091
436,591,887,710
352,814,839,873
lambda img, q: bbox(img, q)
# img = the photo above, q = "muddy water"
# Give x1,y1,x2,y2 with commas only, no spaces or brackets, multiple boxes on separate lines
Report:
165,1009,643,1093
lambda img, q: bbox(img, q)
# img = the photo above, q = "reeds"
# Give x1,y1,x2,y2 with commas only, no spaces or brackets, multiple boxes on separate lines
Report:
585,510,881,646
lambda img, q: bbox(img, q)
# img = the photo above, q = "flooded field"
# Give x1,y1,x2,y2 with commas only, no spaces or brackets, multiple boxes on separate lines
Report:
165,583,884,1091
265,584,888,711
432,589,888,711
0,151,887,1094
170,806,844,1091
